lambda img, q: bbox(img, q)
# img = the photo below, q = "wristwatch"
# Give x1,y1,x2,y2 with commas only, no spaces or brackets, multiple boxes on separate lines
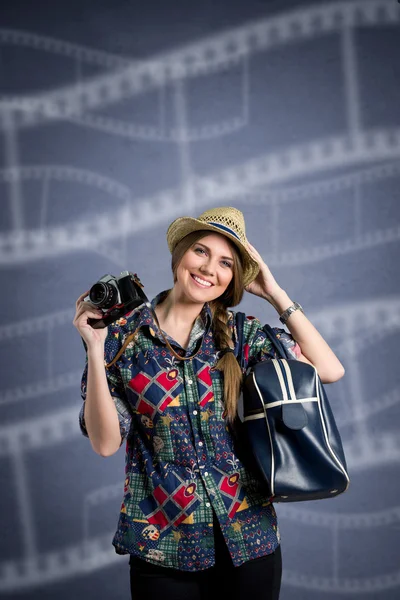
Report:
279,301,304,325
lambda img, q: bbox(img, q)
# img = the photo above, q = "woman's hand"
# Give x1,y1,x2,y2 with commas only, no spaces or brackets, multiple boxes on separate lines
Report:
72,291,108,350
244,242,282,302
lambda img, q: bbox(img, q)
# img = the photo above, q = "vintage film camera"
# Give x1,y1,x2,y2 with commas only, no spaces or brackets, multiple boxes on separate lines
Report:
84,271,148,329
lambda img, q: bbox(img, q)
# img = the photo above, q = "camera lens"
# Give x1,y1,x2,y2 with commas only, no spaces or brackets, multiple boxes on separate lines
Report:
89,283,118,308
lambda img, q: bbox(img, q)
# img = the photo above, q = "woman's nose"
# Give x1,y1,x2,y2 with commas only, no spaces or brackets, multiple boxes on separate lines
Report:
200,264,214,276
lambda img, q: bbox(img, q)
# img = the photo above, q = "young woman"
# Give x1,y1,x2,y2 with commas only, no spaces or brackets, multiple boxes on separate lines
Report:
73,206,345,600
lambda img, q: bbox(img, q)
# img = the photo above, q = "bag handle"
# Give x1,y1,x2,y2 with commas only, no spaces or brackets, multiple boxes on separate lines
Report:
262,323,291,360
235,311,246,371
235,312,291,366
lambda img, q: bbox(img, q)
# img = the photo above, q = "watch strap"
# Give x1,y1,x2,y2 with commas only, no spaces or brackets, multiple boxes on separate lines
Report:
279,301,303,325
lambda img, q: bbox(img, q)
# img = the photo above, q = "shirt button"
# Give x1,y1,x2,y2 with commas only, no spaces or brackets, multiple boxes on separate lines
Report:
198,441,203,447
204,471,208,476
206,502,211,508
193,410,198,415
187,379,193,384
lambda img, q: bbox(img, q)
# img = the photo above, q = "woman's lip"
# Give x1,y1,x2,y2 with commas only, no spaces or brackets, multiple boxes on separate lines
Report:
191,274,214,287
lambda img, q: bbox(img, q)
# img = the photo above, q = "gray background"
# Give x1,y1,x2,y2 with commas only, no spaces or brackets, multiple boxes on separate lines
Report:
1,0,400,598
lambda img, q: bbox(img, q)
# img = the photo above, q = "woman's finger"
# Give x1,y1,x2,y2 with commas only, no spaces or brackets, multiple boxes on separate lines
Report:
73,310,103,327
83,312,103,320
74,304,102,321
76,290,90,308
76,299,96,315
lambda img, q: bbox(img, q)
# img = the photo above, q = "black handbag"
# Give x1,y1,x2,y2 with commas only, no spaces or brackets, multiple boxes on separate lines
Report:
235,312,350,502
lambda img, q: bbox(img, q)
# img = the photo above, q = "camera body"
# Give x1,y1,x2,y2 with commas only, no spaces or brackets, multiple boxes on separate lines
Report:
84,271,148,329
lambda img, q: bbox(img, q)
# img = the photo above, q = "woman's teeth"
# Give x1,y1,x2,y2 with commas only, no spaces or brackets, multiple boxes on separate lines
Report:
192,274,212,287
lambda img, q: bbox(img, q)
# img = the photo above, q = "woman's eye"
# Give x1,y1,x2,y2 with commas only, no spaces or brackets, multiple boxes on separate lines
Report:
195,247,232,267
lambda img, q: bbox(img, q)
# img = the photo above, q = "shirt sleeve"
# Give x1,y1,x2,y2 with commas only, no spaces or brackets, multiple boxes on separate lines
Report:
239,314,302,371
78,326,133,444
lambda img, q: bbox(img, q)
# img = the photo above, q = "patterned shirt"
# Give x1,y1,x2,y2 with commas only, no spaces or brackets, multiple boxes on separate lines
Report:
79,289,301,571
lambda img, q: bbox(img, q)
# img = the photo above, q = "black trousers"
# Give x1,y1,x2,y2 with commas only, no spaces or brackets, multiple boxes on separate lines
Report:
129,513,282,600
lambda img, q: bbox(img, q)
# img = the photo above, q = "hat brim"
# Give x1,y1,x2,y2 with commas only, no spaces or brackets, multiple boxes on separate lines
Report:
166,216,260,288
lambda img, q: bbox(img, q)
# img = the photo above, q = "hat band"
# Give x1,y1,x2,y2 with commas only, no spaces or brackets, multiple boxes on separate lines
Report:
206,221,241,241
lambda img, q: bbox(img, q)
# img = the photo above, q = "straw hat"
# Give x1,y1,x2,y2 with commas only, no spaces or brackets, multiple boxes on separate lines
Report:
166,206,260,287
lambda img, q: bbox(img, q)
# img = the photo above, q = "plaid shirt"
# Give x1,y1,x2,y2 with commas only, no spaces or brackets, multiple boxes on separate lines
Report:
79,290,301,571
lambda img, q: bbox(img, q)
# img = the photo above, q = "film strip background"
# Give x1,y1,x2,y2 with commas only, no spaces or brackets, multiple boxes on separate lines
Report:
1,0,399,597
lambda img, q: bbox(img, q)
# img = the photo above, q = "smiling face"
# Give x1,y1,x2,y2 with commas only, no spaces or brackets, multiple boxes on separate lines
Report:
174,233,235,304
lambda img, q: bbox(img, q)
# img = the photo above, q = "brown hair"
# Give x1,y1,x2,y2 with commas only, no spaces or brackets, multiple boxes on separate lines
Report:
170,230,244,424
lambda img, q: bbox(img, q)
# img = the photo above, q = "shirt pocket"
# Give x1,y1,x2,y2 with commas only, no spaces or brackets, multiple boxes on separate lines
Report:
126,354,183,416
